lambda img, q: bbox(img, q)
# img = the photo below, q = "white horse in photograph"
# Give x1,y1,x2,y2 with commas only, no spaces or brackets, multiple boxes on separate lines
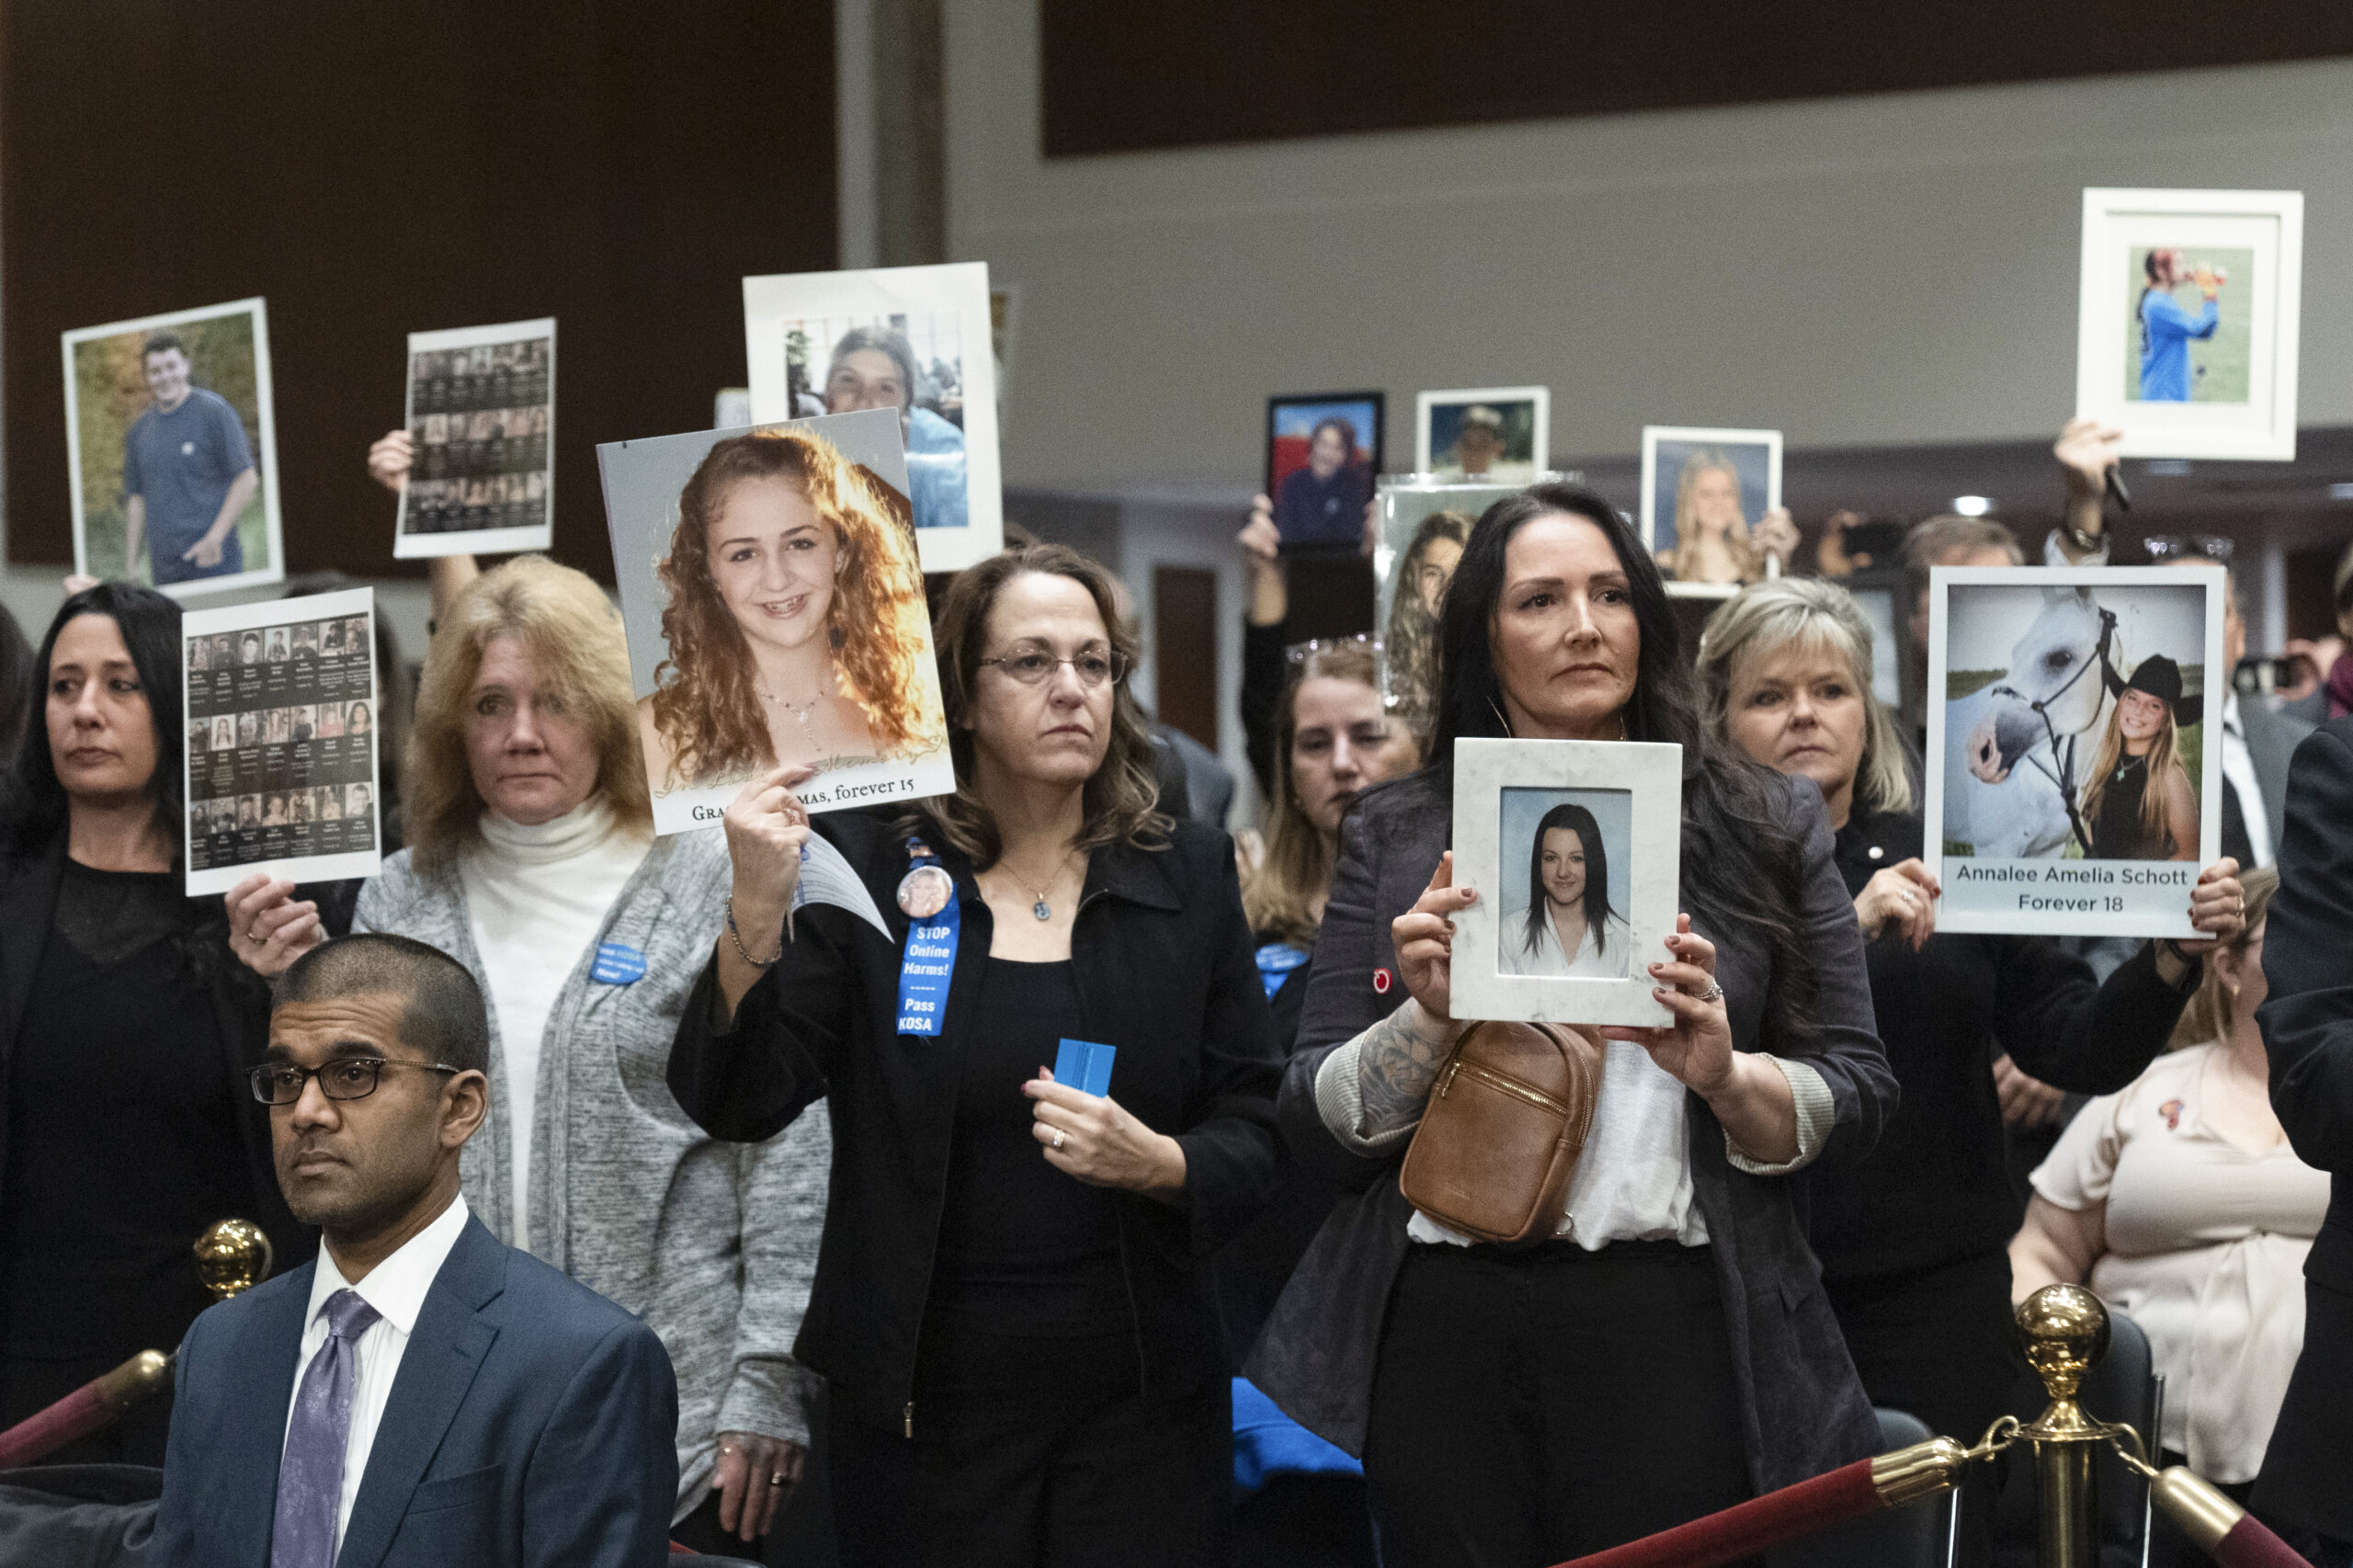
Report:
1943,585,2121,858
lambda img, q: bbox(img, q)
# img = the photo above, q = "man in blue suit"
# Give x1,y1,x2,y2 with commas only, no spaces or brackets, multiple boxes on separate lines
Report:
147,933,679,1568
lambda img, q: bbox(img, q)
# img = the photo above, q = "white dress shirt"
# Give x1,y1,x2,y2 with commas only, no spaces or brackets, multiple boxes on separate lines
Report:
2217,691,2274,869
283,1193,472,1560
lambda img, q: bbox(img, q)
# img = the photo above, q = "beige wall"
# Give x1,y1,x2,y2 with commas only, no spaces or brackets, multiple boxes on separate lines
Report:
947,5,2353,498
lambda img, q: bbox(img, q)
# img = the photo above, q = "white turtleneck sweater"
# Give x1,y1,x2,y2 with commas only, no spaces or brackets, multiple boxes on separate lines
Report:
459,798,651,1254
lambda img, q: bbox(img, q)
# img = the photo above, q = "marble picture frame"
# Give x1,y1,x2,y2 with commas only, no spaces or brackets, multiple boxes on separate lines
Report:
1449,737,1681,1028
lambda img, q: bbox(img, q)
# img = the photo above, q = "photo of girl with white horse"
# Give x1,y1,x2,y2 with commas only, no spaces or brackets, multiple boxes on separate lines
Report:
1926,566,2228,938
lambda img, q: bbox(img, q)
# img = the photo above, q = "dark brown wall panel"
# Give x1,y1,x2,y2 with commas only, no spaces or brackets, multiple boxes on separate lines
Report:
5,0,836,582
1042,1,2353,158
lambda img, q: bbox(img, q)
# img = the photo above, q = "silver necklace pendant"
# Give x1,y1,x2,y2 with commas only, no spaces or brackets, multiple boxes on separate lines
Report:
1032,899,1052,921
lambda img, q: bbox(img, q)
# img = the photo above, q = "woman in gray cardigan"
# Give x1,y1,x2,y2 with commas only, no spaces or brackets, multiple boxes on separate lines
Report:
1247,485,1895,1567
225,557,827,1554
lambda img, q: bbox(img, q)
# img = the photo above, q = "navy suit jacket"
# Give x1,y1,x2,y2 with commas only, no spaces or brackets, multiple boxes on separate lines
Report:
146,1214,679,1568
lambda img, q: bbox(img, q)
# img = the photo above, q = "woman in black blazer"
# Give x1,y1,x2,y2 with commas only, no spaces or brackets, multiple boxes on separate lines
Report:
668,542,1283,1568
1250,483,1897,1567
0,585,309,1464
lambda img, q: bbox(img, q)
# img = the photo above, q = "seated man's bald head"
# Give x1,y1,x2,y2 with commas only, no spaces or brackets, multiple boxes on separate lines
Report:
278,934,489,1074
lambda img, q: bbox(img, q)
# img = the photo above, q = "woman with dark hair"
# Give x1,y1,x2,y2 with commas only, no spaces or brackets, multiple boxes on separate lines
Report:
1249,483,1895,1565
0,584,309,1463
638,427,941,793
820,323,970,533
1273,418,1373,550
1501,800,1631,977
668,541,1284,1565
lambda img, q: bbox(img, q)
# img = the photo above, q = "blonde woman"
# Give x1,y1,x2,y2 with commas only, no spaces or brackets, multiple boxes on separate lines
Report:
223,557,828,1552
1379,510,1471,733
639,427,940,791
2013,869,2326,1561
2083,654,2200,860
1664,449,1758,585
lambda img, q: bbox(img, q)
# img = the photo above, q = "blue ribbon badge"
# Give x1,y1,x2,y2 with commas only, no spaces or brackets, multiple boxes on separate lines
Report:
895,839,958,1037
592,942,648,985
1254,941,1309,999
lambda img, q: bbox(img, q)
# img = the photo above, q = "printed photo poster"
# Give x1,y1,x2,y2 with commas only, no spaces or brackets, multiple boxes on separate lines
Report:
1640,426,1780,585
597,406,954,835
1925,565,2225,938
2075,188,2302,461
1374,478,1515,727
1267,392,1384,551
183,587,381,896
1415,387,1546,484
743,261,1004,573
63,297,284,600
1449,737,1681,1028
395,317,555,558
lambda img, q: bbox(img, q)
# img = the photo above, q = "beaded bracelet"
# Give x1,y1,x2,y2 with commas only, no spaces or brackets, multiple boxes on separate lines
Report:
725,895,782,970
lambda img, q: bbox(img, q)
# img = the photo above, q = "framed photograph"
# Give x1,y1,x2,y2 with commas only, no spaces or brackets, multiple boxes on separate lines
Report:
1267,392,1384,551
1925,565,2225,937
1415,386,1547,483
597,405,954,836
1640,426,1780,585
743,261,1004,574
1374,478,1514,726
395,317,555,558
2075,187,2303,461
1841,567,1909,710
63,297,282,599
182,587,381,895
1449,738,1681,1028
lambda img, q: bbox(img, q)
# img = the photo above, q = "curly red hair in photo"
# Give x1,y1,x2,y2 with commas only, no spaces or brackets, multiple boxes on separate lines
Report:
649,428,938,787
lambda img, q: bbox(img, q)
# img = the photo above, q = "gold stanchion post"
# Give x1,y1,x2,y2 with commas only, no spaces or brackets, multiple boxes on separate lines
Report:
193,1218,274,1301
2016,1284,2112,1568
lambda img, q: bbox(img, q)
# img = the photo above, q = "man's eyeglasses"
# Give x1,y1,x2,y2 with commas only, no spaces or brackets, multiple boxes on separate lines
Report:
977,649,1128,687
2144,533,2234,564
250,1059,464,1106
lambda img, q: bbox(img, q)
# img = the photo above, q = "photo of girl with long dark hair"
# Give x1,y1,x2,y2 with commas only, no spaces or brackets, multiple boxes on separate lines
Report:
1499,795,1633,977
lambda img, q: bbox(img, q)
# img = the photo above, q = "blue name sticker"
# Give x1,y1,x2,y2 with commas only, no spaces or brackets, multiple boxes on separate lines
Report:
1052,1038,1117,1097
895,893,960,1036
1254,941,1310,999
591,942,647,985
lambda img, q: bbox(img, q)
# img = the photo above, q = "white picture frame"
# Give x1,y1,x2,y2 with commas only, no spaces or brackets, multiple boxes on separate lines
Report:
182,587,383,896
63,297,284,600
1924,565,2225,938
1639,426,1781,568
597,406,955,836
2075,187,2303,461
743,261,1004,573
1414,386,1548,483
1449,737,1680,1028
394,317,556,559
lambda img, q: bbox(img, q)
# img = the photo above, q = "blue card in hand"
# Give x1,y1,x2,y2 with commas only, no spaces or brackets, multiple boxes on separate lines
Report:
1053,1038,1117,1098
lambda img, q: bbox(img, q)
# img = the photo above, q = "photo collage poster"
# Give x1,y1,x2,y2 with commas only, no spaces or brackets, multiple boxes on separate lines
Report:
743,261,1004,574
1925,565,2225,938
597,406,954,835
395,317,556,557
183,586,382,896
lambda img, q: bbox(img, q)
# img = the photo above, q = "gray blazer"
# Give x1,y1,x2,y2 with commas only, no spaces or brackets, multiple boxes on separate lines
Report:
2240,695,2313,849
357,827,829,1506
1245,769,1896,1492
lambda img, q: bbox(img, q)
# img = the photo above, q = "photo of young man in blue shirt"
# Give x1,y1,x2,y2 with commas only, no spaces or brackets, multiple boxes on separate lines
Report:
121,330,258,584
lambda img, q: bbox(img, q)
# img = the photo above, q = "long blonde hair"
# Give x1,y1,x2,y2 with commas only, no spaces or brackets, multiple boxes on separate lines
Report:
2080,694,2183,855
1244,638,1404,946
406,555,652,874
1695,577,1915,817
2171,867,2279,1050
650,428,940,788
1668,449,1758,583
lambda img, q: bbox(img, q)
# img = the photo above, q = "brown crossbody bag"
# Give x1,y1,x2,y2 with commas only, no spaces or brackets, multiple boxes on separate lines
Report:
1397,1019,1607,1244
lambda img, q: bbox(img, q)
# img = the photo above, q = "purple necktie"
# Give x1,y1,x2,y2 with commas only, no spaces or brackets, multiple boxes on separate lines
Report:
272,1288,382,1568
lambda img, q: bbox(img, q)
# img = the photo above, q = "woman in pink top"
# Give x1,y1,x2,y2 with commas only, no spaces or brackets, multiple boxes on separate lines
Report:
2012,868,2328,1562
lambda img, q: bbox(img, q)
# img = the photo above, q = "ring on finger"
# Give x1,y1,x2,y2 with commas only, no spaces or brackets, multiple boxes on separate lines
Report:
769,1472,787,1486
1051,1128,1067,1150
1688,980,1725,1004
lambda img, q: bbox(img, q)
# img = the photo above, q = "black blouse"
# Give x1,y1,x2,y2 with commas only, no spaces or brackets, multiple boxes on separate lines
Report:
1802,806,2200,1278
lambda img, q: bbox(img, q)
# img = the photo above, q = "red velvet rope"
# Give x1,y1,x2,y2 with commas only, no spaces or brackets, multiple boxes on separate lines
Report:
1550,1458,1884,1568
2211,1514,2313,1568
0,1384,114,1470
